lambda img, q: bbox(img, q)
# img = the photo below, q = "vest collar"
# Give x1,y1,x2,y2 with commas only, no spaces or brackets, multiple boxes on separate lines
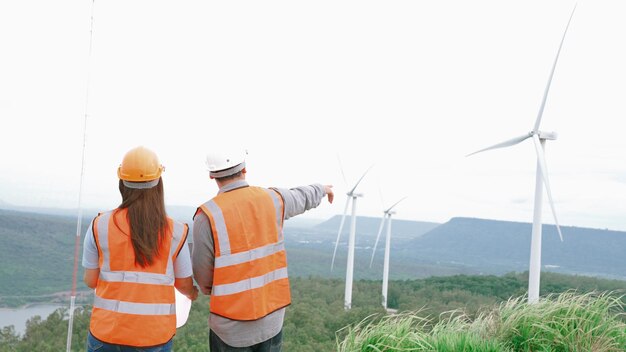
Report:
218,179,249,194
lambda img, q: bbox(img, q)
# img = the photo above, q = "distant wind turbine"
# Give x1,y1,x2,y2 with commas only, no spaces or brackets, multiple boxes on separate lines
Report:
467,5,576,304
369,195,407,310
331,164,373,310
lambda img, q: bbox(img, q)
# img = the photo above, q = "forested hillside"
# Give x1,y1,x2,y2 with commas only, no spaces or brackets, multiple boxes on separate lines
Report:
1,273,625,351
3,210,626,308
0,210,90,302
0,210,449,306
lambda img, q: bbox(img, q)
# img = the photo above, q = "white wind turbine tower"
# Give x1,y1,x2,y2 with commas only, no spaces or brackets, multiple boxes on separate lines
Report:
467,5,576,304
331,164,373,310
369,195,407,311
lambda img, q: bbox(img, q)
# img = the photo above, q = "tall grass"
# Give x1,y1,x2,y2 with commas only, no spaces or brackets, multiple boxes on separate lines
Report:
494,291,626,352
337,310,509,352
337,291,626,352
336,312,432,351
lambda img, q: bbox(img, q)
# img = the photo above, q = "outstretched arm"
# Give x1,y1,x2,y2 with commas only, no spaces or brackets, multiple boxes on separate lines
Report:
272,184,333,220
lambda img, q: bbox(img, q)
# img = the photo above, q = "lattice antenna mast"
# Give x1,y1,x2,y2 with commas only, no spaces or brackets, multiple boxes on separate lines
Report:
66,1,96,351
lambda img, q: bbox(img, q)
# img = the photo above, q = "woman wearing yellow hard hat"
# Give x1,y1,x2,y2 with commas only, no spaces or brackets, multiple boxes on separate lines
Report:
81,146,198,352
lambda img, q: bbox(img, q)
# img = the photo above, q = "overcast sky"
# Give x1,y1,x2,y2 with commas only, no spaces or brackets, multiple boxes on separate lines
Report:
1,0,625,232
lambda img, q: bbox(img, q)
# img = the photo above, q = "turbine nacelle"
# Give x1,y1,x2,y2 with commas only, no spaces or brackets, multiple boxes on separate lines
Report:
536,131,558,140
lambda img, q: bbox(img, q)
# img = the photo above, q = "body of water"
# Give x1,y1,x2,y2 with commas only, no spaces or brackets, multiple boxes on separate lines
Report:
0,304,65,336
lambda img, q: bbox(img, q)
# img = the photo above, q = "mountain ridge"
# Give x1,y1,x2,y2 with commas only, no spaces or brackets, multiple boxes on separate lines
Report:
402,216,626,280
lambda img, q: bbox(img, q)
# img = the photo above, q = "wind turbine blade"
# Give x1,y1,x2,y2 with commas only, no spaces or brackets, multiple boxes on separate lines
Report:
349,164,374,194
337,154,348,188
378,183,385,209
466,134,531,157
532,135,564,241
369,215,387,268
386,196,408,213
533,4,577,132
331,197,351,270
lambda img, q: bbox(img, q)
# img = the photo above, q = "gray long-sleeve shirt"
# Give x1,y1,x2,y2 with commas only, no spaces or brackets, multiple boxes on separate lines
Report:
191,180,327,347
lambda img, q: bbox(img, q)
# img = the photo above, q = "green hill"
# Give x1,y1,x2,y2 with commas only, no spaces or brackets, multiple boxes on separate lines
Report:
3,209,626,307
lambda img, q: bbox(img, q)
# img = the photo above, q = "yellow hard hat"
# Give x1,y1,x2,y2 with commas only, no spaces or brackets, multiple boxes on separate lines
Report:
117,146,163,188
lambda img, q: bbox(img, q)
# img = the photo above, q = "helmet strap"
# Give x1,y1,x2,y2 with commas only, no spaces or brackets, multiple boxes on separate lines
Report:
209,162,246,178
123,179,159,189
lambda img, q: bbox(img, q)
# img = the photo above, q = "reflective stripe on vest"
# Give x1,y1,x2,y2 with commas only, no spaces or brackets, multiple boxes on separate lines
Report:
98,271,175,285
199,186,290,320
90,209,187,346
212,267,289,296
214,241,285,268
203,200,231,255
95,211,112,272
264,188,284,242
93,296,176,315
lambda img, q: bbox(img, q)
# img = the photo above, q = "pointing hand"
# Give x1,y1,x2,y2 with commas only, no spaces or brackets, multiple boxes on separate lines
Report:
324,185,334,204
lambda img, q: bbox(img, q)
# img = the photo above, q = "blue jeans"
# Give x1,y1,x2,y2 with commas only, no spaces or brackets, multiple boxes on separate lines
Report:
87,331,173,352
209,330,283,352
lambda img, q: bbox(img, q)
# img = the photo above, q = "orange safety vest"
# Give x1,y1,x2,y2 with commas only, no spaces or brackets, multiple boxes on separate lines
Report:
198,186,290,321
90,208,188,347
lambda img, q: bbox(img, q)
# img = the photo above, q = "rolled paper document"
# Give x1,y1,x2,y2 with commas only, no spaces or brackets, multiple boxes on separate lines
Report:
175,288,192,328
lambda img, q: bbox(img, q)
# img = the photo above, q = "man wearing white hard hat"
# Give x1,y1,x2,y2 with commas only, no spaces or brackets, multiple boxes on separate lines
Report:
192,148,333,351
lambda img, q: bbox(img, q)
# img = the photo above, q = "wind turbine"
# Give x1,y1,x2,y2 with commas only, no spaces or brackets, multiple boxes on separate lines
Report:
467,5,576,304
331,164,373,310
369,195,407,310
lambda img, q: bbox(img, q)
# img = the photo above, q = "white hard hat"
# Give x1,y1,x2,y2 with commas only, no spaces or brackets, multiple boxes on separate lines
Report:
205,149,247,178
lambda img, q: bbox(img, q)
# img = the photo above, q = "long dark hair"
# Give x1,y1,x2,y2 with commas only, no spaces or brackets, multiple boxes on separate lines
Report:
116,178,168,267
